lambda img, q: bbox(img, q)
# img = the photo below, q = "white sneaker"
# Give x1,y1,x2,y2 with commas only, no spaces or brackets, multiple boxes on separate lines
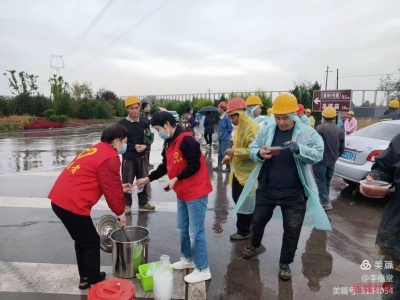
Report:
171,257,195,270
184,268,212,283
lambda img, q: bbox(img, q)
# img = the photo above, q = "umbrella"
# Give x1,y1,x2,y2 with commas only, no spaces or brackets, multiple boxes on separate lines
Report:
158,107,167,112
198,106,218,114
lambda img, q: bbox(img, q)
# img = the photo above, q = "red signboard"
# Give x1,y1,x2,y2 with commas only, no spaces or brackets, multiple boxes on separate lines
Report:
312,90,352,112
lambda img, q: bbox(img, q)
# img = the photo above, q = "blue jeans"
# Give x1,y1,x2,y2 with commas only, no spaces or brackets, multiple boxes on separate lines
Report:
177,196,209,270
312,162,335,206
218,140,230,163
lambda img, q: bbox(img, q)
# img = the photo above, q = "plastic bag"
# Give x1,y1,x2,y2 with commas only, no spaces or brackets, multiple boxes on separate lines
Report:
153,254,173,300
146,262,156,277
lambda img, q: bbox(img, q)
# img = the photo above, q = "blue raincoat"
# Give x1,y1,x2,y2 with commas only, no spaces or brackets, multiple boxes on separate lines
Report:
233,113,331,231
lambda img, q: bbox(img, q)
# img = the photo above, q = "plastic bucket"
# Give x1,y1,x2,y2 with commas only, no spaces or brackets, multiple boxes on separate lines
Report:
136,262,173,292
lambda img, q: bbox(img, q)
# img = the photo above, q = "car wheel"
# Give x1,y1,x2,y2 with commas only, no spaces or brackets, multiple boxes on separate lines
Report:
343,179,359,188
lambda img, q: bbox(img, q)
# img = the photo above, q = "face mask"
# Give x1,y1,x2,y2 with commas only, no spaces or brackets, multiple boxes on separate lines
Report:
158,127,170,140
117,143,127,154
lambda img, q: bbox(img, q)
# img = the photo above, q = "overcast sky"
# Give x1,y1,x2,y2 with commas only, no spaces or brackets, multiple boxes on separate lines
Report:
1,0,399,98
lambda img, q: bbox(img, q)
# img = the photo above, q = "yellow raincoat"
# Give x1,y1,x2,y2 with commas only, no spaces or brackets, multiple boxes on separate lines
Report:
225,110,260,186
309,115,316,128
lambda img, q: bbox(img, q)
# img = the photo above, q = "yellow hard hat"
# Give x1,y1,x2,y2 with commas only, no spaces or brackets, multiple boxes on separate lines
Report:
348,111,354,116
322,106,337,118
267,108,272,116
389,99,399,109
125,95,140,108
305,108,311,113
246,95,263,107
271,93,298,115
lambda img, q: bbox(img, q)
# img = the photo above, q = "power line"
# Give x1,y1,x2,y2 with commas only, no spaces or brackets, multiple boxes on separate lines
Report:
76,0,171,66
64,0,116,59
338,72,400,79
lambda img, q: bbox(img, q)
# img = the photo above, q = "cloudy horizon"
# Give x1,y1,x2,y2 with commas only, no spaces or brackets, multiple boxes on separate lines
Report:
1,0,399,98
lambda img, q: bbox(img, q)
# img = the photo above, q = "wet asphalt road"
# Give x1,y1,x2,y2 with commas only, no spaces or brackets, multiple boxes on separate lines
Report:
0,125,389,299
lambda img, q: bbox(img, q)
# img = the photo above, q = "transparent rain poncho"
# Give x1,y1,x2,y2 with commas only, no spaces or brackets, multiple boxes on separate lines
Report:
245,105,259,120
227,110,260,188
232,113,331,231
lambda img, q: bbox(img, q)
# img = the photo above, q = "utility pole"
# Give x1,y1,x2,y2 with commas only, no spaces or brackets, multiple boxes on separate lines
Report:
50,55,65,76
336,69,339,89
207,88,211,100
325,65,332,90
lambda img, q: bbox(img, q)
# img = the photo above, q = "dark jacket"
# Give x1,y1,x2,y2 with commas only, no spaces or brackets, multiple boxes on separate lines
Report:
379,108,400,122
365,133,400,262
148,126,201,182
118,117,149,160
315,120,345,165
203,115,215,135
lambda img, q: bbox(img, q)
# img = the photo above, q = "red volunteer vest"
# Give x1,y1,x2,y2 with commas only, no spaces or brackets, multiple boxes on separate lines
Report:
166,132,212,201
48,142,119,216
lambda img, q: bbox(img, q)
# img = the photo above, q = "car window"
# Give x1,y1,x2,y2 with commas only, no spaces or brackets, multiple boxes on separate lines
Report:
351,123,400,141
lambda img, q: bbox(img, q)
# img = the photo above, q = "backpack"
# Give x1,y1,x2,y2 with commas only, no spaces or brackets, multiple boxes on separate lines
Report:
179,113,194,136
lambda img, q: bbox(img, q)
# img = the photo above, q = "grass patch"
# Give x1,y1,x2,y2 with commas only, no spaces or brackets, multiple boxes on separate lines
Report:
357,118,379,130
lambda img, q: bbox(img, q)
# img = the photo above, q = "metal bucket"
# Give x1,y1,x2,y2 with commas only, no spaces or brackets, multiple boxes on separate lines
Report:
110,226,150,279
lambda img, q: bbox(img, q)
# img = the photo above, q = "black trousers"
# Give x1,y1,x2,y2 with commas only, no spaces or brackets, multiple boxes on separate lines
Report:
51,203,101,284
251,191,306,264
121,157,149,207
232,175,252,236
204,133,212,146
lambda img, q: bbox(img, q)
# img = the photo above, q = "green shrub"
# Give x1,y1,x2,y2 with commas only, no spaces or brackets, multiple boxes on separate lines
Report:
44,109,56,119
58,115,69,123
77,102,95,119
115,100,126,117
14,93,35,115
48,115,60,122
57,94,74,116
94,101,112,119
33,95,54,116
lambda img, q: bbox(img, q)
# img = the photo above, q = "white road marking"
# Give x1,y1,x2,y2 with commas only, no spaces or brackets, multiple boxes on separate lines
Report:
0,196,179,212
0,261,186,299
0,196,235,213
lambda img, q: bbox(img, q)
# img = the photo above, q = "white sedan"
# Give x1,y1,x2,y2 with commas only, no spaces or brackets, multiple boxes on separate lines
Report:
334,120,400,187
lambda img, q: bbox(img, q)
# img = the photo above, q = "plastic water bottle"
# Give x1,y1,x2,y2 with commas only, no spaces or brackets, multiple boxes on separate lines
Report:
153,254,173,300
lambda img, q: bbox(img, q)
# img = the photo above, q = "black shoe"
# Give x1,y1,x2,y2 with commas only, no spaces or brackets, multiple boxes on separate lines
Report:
79,272,106,290
279,263,291,281
243,245,256,259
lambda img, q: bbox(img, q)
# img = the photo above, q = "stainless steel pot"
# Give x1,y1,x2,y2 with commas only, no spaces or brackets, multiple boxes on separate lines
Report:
96,215,150,279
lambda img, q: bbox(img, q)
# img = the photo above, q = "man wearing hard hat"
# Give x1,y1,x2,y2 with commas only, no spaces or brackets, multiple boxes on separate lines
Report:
297,104,310,126
379,99,400,122
214,102,233,172
305,109,316,128
234,93,330,281
245,95,263,119
344,111,357,135
313,106,345,211
221,97,260,240
337,114,347,131
119,96,156,213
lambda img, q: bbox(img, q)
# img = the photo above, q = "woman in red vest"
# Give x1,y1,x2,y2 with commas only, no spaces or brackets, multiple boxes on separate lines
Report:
136,111,213,284
48,123,131,289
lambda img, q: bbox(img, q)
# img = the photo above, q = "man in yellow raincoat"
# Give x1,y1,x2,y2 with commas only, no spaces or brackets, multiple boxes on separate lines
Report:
305,108,316,128
221,97,260,240
235,93,330,281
